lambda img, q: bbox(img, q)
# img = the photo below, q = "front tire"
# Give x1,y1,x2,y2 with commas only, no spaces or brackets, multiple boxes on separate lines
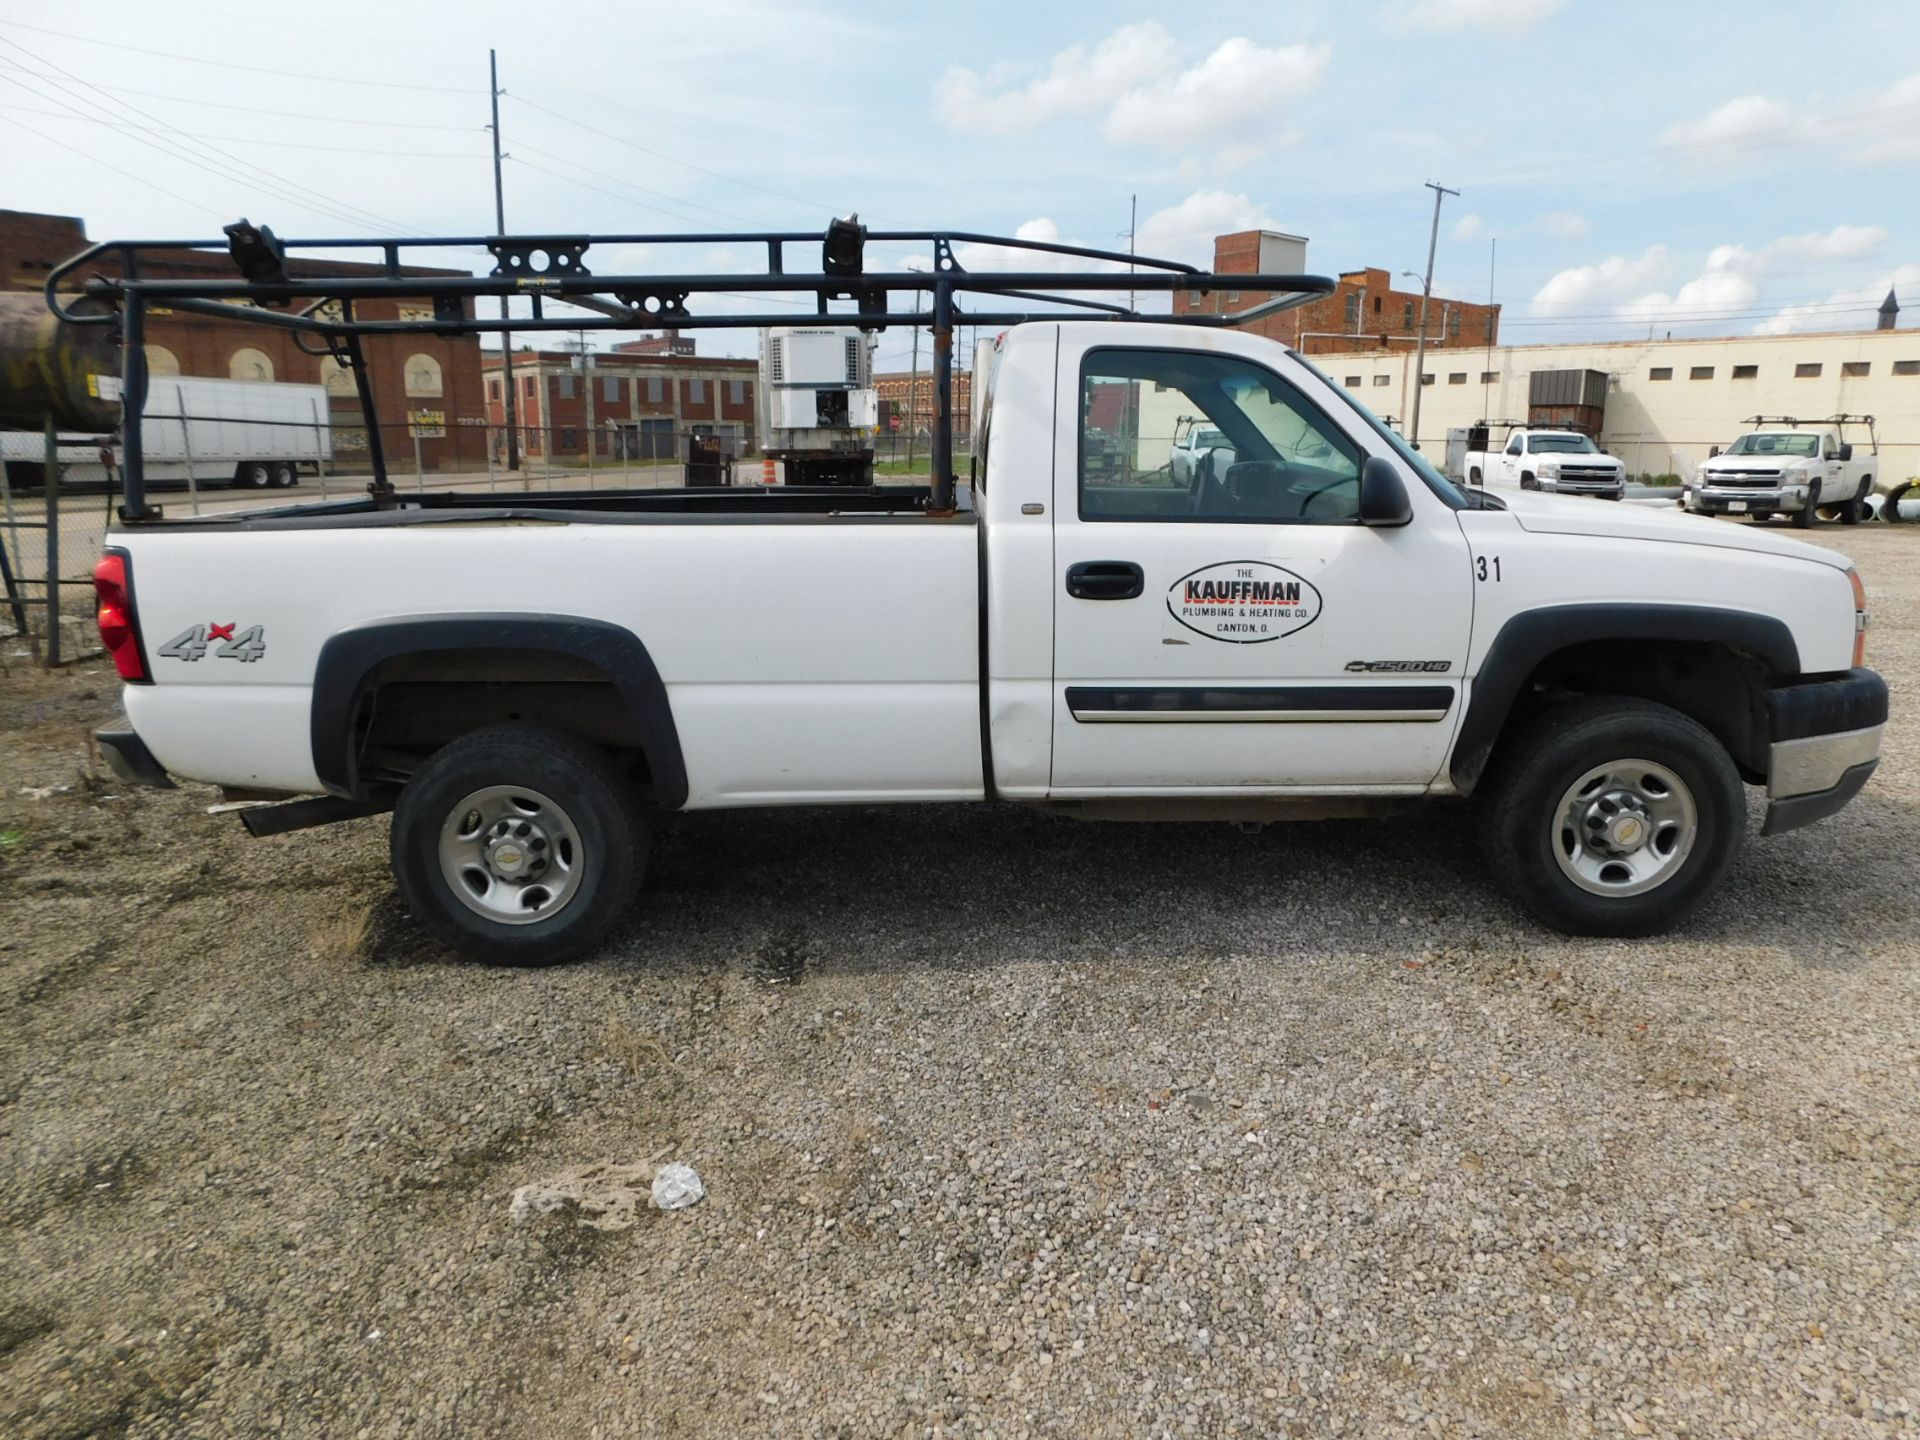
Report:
1792,492,1817,528
235,461,271,488
390,724,648,965
1520,472,1538,491
1480,698,1743,937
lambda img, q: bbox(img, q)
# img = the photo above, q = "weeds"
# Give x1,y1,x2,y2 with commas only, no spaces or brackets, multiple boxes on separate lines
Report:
309,906,373,966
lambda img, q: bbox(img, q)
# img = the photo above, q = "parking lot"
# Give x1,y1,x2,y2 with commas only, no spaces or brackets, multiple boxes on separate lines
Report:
1,524,1914,1439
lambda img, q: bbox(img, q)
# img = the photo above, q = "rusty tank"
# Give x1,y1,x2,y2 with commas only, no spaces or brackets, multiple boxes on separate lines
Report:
0,291,122,431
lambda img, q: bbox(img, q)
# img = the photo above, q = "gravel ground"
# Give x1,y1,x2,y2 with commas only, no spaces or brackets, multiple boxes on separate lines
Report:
2,526,1915,1439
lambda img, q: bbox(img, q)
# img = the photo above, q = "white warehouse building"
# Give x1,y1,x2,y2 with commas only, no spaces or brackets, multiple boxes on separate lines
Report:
1316,324,1919,485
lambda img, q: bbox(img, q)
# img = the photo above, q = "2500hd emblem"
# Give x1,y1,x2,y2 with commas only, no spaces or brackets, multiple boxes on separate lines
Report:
157,623,267,663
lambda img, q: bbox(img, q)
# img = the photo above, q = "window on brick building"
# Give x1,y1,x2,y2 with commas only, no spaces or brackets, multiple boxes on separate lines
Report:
1732,364,1758,379
524,376,535,397
403,353,443,397
1403,301,1414,329
689,378,707,404
229,347,274,382
1448,372,1466,385
1449,310,1461,338
1649,367,1673,380
145,344,181,377
1344,293,1359,327
1187,291,1202,309
728,379,746,404
604,375,621,401
1795,362,1822,378
557,373,575,399
1689,366,1714,381
1373,296,1381,313
646,377,664,403
488,379,500,400
1842,361,1869,378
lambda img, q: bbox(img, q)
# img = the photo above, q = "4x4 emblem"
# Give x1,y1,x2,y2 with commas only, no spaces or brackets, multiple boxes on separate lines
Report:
157,623,267,663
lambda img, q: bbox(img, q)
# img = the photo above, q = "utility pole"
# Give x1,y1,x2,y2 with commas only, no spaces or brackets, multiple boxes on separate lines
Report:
905,290,922,471
1126,194,1137,312
489,49,520,472
1408,179,1459,451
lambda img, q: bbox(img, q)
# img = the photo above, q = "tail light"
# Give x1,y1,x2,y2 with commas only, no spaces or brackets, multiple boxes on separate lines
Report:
93,548,149,682
1847,566,1867,668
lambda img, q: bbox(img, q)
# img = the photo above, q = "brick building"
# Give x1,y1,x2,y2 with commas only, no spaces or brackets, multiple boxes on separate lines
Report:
874,368,974,442
1,208,486,468
614,330,694,357
1178,229,1500,357
482,348,756,461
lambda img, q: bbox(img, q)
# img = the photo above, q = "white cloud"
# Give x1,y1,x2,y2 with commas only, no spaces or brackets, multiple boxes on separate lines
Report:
933,23,1166,134
1397,0,1566,33
1658,72,1920,169
1453,213,1484,240
1530,246,1669,316
1104,39,1331,152
1535,209,1590,238
1753,264,1920,336
933,26,1329,160
1534,225,1897,334
1659,95,1796,149
1135,191,1284,266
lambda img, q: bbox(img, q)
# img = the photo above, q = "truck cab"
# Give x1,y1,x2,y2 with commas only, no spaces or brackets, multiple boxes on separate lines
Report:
1688,420,1877,527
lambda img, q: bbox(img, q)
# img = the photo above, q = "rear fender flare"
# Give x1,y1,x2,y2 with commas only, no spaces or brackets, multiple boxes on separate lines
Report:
310,613,687,807
1450,603,1799,794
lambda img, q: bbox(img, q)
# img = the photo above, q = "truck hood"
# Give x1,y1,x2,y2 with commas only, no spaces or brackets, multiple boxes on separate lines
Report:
1497,490,1851,569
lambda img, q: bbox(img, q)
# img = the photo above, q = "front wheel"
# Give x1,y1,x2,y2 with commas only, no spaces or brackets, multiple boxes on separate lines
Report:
1520,472,1538,491
390,724,649,965
1792,493,1817,528
1480,698,1744,936
235,461,271,488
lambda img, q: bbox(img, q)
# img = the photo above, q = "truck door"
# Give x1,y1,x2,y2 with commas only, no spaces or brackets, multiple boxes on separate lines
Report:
1499,433,1523,484
1049,343,1474,792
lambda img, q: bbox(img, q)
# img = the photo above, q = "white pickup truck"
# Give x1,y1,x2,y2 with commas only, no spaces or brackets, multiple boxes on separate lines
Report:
70,223,1886,966
1687,421,1877,527
1465,428,1627,500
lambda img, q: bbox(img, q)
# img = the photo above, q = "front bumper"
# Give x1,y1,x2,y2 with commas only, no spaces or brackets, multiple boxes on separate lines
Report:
1761,668,1887,835
1537,476,1625,498
95,728,175,789
1689,483,1811,515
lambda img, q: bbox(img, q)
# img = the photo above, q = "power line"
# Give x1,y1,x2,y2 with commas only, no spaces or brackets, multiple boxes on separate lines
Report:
0,64,483,129
506,155,715,227
0,42,432,237
0,102,488,157
505,91,842,217
0,20,480,92
0,112,226,219
504,138,767,227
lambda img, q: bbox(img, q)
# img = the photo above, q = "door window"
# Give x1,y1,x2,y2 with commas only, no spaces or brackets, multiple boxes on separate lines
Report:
1080,349,1362,524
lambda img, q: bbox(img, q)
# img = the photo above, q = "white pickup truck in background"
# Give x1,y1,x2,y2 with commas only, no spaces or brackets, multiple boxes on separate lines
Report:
1687,419,1877,527
1464,427,1627,500
69,220,1889,967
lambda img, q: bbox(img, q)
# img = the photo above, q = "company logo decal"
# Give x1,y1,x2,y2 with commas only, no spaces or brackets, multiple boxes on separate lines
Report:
1345,660,1452,673
1166,561,1321,644
157,623,266,663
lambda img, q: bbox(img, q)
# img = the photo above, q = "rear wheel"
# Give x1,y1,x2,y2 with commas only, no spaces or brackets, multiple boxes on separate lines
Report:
1840,480,1870,525
234,461,271,488
1468,466,1482,485
390,724,648,965
271,461,298,487
1480,698,1743,936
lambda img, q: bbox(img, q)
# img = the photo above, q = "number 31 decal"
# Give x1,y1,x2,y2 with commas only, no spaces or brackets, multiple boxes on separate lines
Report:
158,623,267,663
1475,555,1502,582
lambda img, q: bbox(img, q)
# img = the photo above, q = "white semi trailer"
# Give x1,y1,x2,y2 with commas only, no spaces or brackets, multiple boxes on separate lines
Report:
1,376,332,491
747,325,878,486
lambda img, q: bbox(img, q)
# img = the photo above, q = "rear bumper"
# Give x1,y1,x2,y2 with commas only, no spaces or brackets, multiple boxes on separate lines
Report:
95,728,175,789
1762,668,1886,835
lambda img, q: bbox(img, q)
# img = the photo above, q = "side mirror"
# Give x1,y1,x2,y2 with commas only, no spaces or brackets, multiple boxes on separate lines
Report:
1359,455,1413,528
1839,443,1853,461
1709,446,1720,458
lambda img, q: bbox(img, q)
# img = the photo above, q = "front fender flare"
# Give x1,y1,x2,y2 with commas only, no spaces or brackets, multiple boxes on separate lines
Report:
310,613,687,808
1450,603,1799,794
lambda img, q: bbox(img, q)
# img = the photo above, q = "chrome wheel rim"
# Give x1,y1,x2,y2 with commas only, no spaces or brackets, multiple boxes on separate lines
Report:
1551,759,1697,898
438,785,583,925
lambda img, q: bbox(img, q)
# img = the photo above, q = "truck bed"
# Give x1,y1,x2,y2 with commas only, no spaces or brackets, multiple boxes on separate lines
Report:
115,484,985,805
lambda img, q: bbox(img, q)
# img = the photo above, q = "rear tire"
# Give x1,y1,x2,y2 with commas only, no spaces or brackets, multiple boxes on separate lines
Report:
235,461,271,488
1468,466,1482,485
1840,480,1869,525
1480,698,1743,937
271,462,298,487
389,724,648,966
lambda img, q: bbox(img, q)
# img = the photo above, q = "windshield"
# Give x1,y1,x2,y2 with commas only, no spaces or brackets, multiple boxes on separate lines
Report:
1297,356,1465,508
1528,433,1599,454
1725,432,1819,457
